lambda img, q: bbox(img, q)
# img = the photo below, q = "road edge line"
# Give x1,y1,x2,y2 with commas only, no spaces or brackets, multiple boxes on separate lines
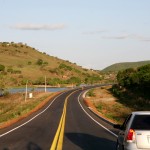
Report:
78,92,118,138
0,92,65,138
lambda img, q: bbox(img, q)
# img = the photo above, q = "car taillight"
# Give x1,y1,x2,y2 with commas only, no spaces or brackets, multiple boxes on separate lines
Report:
126,129,135,142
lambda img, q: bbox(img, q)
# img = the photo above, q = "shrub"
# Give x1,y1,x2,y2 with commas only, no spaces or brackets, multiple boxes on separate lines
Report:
59,63,73,71
47,78,62,86
67,77,81,85
13,70,22,74
7,68,13,73
87,89,95,97
43,62,48,65
0,64,5,72
36,59,43,65
3,91,10,97
28,61,32,65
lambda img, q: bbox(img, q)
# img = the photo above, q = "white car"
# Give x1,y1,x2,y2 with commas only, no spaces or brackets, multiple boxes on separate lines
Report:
114,111,150,150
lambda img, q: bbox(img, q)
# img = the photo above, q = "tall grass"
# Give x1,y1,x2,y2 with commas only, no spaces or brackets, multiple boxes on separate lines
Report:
0,92,51,124
94,85,150,124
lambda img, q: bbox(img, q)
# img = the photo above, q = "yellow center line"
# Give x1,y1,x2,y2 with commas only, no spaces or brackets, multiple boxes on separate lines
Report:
50,90,78,150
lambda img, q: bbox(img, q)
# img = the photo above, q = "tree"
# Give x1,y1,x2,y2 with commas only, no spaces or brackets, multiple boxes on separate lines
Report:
67,77,81,85
36,59,43,65
34,77,45,85
117,64,150,89
137,64,150,88
117,68,135,87
47,78,62,86
130,73,139,85
0,75,6,95
0,64,5,72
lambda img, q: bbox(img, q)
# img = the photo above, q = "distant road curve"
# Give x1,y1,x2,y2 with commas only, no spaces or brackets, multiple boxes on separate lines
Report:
0,85,117,150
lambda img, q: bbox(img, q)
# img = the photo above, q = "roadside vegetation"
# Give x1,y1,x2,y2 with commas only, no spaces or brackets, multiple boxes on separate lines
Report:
112,64,150,111
0,92,53,128
86,64,150,124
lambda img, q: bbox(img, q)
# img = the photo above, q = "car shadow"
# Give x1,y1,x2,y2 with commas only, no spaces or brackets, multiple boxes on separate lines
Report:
65,132,116,150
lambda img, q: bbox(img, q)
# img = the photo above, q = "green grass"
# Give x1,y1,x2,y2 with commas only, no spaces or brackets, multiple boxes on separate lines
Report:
96,105,102,111
87,89,96,97
96,101,131,124
105,113,121,122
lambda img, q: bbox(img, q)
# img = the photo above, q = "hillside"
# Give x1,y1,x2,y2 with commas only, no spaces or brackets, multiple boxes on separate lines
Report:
102,60,150,72
0,42,101,87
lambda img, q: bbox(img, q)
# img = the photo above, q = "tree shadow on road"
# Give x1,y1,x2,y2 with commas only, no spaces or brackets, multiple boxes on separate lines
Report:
65,133,116,150
27,142,42,150
1,142,42,150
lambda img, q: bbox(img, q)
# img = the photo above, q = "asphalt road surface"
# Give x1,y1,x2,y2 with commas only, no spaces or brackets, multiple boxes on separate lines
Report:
0,87,118,150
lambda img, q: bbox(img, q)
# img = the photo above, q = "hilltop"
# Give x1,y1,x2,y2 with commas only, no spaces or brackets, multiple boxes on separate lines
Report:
0,42,102,87
102,60,150,72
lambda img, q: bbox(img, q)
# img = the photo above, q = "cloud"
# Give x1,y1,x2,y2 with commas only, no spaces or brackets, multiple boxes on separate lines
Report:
102,33,150,42
11,23,66,30
142,39,150,42
102,33,133,40
82,30,108,35
140,37,150,42
82,29,150,42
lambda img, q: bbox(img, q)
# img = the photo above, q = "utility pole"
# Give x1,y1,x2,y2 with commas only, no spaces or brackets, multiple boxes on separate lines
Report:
45,76,47,92
25,80,28,102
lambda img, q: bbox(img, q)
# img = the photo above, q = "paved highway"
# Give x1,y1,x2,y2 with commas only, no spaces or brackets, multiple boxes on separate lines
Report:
0,87,118,150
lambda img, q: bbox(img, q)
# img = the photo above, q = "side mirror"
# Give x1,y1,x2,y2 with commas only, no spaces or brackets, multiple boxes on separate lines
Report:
113,124,122,130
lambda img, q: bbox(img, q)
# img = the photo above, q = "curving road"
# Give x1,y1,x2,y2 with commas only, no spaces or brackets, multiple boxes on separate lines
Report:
0,87,118,150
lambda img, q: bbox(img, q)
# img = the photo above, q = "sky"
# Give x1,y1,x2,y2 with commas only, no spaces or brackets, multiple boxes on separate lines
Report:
0,0,150,70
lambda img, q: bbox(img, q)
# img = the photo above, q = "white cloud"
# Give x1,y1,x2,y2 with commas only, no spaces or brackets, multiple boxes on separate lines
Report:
140,37,150,42
102,34,130,40
11,23,66,30
102,33,150,42
82,30,108,35
82,30,150,42
142,39,150,42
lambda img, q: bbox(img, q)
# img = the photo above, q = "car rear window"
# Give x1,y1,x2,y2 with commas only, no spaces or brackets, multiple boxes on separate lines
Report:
131,115,150,130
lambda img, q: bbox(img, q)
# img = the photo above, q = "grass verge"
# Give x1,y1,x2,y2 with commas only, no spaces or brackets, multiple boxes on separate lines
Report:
0,92,59,129
85,85,150,124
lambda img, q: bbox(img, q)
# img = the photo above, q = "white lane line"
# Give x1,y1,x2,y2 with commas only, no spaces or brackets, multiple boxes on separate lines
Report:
78,92,118,138
0,92,65,138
